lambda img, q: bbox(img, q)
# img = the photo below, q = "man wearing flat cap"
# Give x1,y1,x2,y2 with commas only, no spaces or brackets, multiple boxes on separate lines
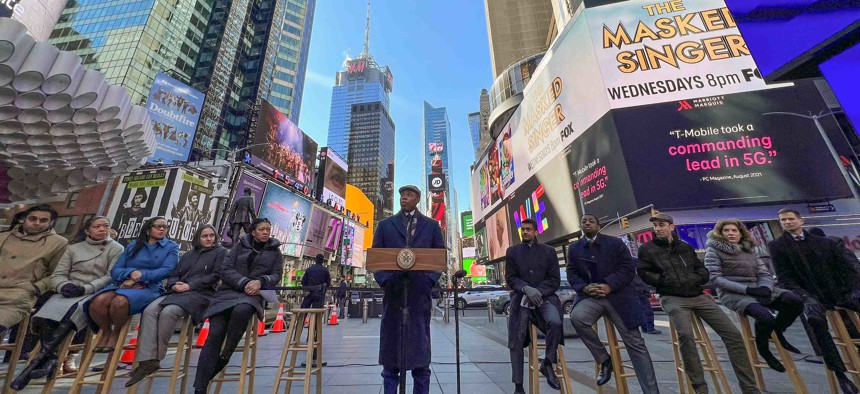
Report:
372,185,445,394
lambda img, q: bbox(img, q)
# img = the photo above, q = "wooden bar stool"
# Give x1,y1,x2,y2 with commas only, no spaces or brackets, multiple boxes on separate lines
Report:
70,320,132,394
594,317,637,394
735,313,808,393
527,323,573,394
1,316,30,393
668,314,732,394
210,316,259,394
127,315,195,394
22,329,96,393
824,308,860,393
272,308,325,394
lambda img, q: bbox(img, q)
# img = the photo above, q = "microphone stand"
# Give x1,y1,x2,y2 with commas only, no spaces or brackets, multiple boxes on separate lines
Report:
452,270,467,394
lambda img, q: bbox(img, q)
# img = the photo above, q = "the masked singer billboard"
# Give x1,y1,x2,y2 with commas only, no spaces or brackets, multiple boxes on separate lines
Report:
252,100,318,192
257,182,313,257
147,72,203,164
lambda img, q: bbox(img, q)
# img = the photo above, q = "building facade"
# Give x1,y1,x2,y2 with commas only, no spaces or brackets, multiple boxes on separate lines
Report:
48,0,214,105
347,101,395,227
422,101,454,251
483,0,554,78
269,0,316,123
468,111,481,159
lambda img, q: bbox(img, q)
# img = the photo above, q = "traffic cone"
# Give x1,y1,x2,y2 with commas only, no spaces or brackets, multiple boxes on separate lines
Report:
119,325,139,364
257,319,267,337
304,315,309,328
195,319,210,348
328,303,339,325
271,304,286,333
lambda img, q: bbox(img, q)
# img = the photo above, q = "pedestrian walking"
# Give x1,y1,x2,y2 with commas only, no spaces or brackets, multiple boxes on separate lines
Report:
336,276,348,318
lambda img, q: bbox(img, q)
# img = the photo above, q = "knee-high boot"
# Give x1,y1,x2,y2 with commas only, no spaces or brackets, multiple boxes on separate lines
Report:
10,320,75,389
754,320,785,372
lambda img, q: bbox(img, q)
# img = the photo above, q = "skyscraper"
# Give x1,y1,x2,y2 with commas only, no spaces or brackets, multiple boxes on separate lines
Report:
269,0,317,123
348,101,395,225
190,0,288,158
468,88,493,160
49,0,214,104
423,101,453,248
468,112,481,159
483,0,554,78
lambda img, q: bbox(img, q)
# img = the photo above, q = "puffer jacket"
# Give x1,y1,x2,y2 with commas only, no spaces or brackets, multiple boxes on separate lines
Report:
637,236,709,297
704,232,773,295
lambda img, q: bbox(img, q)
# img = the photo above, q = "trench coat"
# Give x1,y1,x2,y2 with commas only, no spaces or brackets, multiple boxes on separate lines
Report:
372,210,445,370
0,227,68,327
34,238,124,330
202,235,282,320
160,245,226,323
228,195,256,224
505,241,564,350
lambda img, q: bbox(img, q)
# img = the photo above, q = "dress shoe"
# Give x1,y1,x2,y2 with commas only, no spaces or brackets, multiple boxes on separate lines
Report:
125,359,161,387
837,371,860,394
644,329,662,335
596,357,613,386
540,361,561,390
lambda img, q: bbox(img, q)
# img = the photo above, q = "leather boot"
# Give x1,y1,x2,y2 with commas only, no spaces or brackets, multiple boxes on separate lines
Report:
10,350,50,390
754,321,785,372
29,320,75,380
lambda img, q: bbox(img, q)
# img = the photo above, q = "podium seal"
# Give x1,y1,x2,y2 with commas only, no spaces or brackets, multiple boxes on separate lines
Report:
396,248,416,270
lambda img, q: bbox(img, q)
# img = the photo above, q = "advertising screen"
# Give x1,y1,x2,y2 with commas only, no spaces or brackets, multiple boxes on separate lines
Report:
352,225,365,268
221,171,266,245
340,221,356,266
252,100,318,192
474,225,489,263
303,207,344,258
257,182,313,257
461,212,474,237
147,72,204,164
486,205,511,260
820,45,860,136
613,83,853,210
317,147,348,209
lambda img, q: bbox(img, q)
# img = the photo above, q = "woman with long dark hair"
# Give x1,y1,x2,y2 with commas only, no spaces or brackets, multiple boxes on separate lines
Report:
125,224,226,387
192,218,282,394
10,216,124,389
85,217,179,352
705,219,804,372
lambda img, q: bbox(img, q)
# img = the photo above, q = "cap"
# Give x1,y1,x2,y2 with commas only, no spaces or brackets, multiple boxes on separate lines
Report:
398,185,421,196
649,213,674,224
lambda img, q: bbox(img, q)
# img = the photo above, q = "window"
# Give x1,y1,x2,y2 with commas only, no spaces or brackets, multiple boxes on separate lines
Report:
53,216,79,235
68,192,80,208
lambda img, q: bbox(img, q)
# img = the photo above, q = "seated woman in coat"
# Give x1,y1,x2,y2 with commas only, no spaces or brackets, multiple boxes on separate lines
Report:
11,216,124,390
85,217,179,352
704,219,804,372
125,224,227,387
192,218,282,394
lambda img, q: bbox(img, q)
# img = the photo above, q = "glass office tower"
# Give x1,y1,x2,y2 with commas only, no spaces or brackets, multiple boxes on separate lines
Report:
348,101,395,226
269,0,316,123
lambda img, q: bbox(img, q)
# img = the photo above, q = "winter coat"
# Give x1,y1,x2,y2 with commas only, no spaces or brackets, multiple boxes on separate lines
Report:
87,238,179,316
33,238,123,330
704,232,787,314
768,231,860,307
637,236,709,298
229,195,256,224
567,234,643,329
160,245,227,323
0,227,67,327
301,263,330,308
372,210,444,370
506,240,563,349
203,235,282,320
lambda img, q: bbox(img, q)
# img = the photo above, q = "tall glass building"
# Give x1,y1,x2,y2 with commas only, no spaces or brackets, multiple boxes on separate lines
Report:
468,111,481,160
269,0,316,123
348,101,395,226
423,101,453,244
48,0,214,105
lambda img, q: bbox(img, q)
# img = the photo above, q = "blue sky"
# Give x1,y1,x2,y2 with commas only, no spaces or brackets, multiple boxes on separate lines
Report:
297,0,492,224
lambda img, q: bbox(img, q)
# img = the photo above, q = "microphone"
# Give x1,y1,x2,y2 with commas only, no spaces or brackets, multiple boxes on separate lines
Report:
453,270,468,279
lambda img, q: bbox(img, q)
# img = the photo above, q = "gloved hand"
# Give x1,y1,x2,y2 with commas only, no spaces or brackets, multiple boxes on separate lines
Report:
61,283,86,298
746,286,772,298
522,286,543,306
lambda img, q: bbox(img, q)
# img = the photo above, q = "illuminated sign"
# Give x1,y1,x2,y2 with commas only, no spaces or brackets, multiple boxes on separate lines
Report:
347,60,367,75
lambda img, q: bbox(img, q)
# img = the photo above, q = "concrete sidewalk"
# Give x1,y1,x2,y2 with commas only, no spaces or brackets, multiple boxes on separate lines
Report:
12,308,836,393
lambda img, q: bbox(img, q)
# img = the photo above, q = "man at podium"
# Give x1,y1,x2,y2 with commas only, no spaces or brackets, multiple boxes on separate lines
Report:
372,185,445,394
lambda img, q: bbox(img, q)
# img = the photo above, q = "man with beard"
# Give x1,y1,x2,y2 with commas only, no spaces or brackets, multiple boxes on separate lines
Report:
372,185,444,394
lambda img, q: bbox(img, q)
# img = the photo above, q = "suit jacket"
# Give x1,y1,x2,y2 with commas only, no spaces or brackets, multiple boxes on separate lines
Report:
567,234,642,329
505,240,563,349
372,210,445,369
302,263,331,306
229,195,256,224
768,231,860,306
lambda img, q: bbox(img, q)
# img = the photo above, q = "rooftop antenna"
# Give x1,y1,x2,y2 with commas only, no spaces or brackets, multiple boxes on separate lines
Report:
362,0,371,58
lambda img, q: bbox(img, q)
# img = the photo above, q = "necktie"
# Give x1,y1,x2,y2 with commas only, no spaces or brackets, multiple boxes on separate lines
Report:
795,235,803,241
405,214,414,245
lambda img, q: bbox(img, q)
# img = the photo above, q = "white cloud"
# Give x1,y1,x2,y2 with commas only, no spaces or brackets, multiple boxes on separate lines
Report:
305,69,332,88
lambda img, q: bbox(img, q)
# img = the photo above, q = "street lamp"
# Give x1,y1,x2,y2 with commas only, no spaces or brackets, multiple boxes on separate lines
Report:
762,111,860,200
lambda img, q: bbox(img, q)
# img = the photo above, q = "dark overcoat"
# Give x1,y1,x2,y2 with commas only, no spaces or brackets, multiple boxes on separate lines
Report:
203,235,282,319
229,195,256,224
160,245,227,323
372,210,445,370
769,231,860,307
505,240,563,349
567,234,643,329
301,263,330,308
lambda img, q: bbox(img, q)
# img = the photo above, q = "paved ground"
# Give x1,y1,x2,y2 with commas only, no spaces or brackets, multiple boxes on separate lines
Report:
7,305,837,393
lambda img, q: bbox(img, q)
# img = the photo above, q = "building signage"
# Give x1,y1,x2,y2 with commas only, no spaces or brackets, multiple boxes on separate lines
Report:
257,182,313,257
147,72,204,164
252,100,318,193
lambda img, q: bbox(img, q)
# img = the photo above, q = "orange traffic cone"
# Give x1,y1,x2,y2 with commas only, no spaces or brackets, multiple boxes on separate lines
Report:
271,304,286,333
195,319,210,348
328,303,339,325
119,325,139,364
257,319,267,337
304,315,309,328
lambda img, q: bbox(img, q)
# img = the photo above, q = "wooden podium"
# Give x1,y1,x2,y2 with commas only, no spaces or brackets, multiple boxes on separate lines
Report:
366,248,447,271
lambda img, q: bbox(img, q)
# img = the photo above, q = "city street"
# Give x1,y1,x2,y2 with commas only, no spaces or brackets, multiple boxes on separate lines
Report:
15,305,835,393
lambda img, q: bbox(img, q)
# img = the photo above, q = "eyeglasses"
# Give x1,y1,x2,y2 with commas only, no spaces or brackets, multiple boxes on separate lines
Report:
153,224,170,230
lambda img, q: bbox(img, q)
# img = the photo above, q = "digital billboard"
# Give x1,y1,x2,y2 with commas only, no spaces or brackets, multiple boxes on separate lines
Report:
147,72,204,164
352,224,365,269
257,182,313,257
485,205,511,260
252,100,318,192
461,212,474,237
316,147,348,209
474,225,489,263
221,171,266,245
303,207,344,258
340,220,356,266
613,82,853,210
